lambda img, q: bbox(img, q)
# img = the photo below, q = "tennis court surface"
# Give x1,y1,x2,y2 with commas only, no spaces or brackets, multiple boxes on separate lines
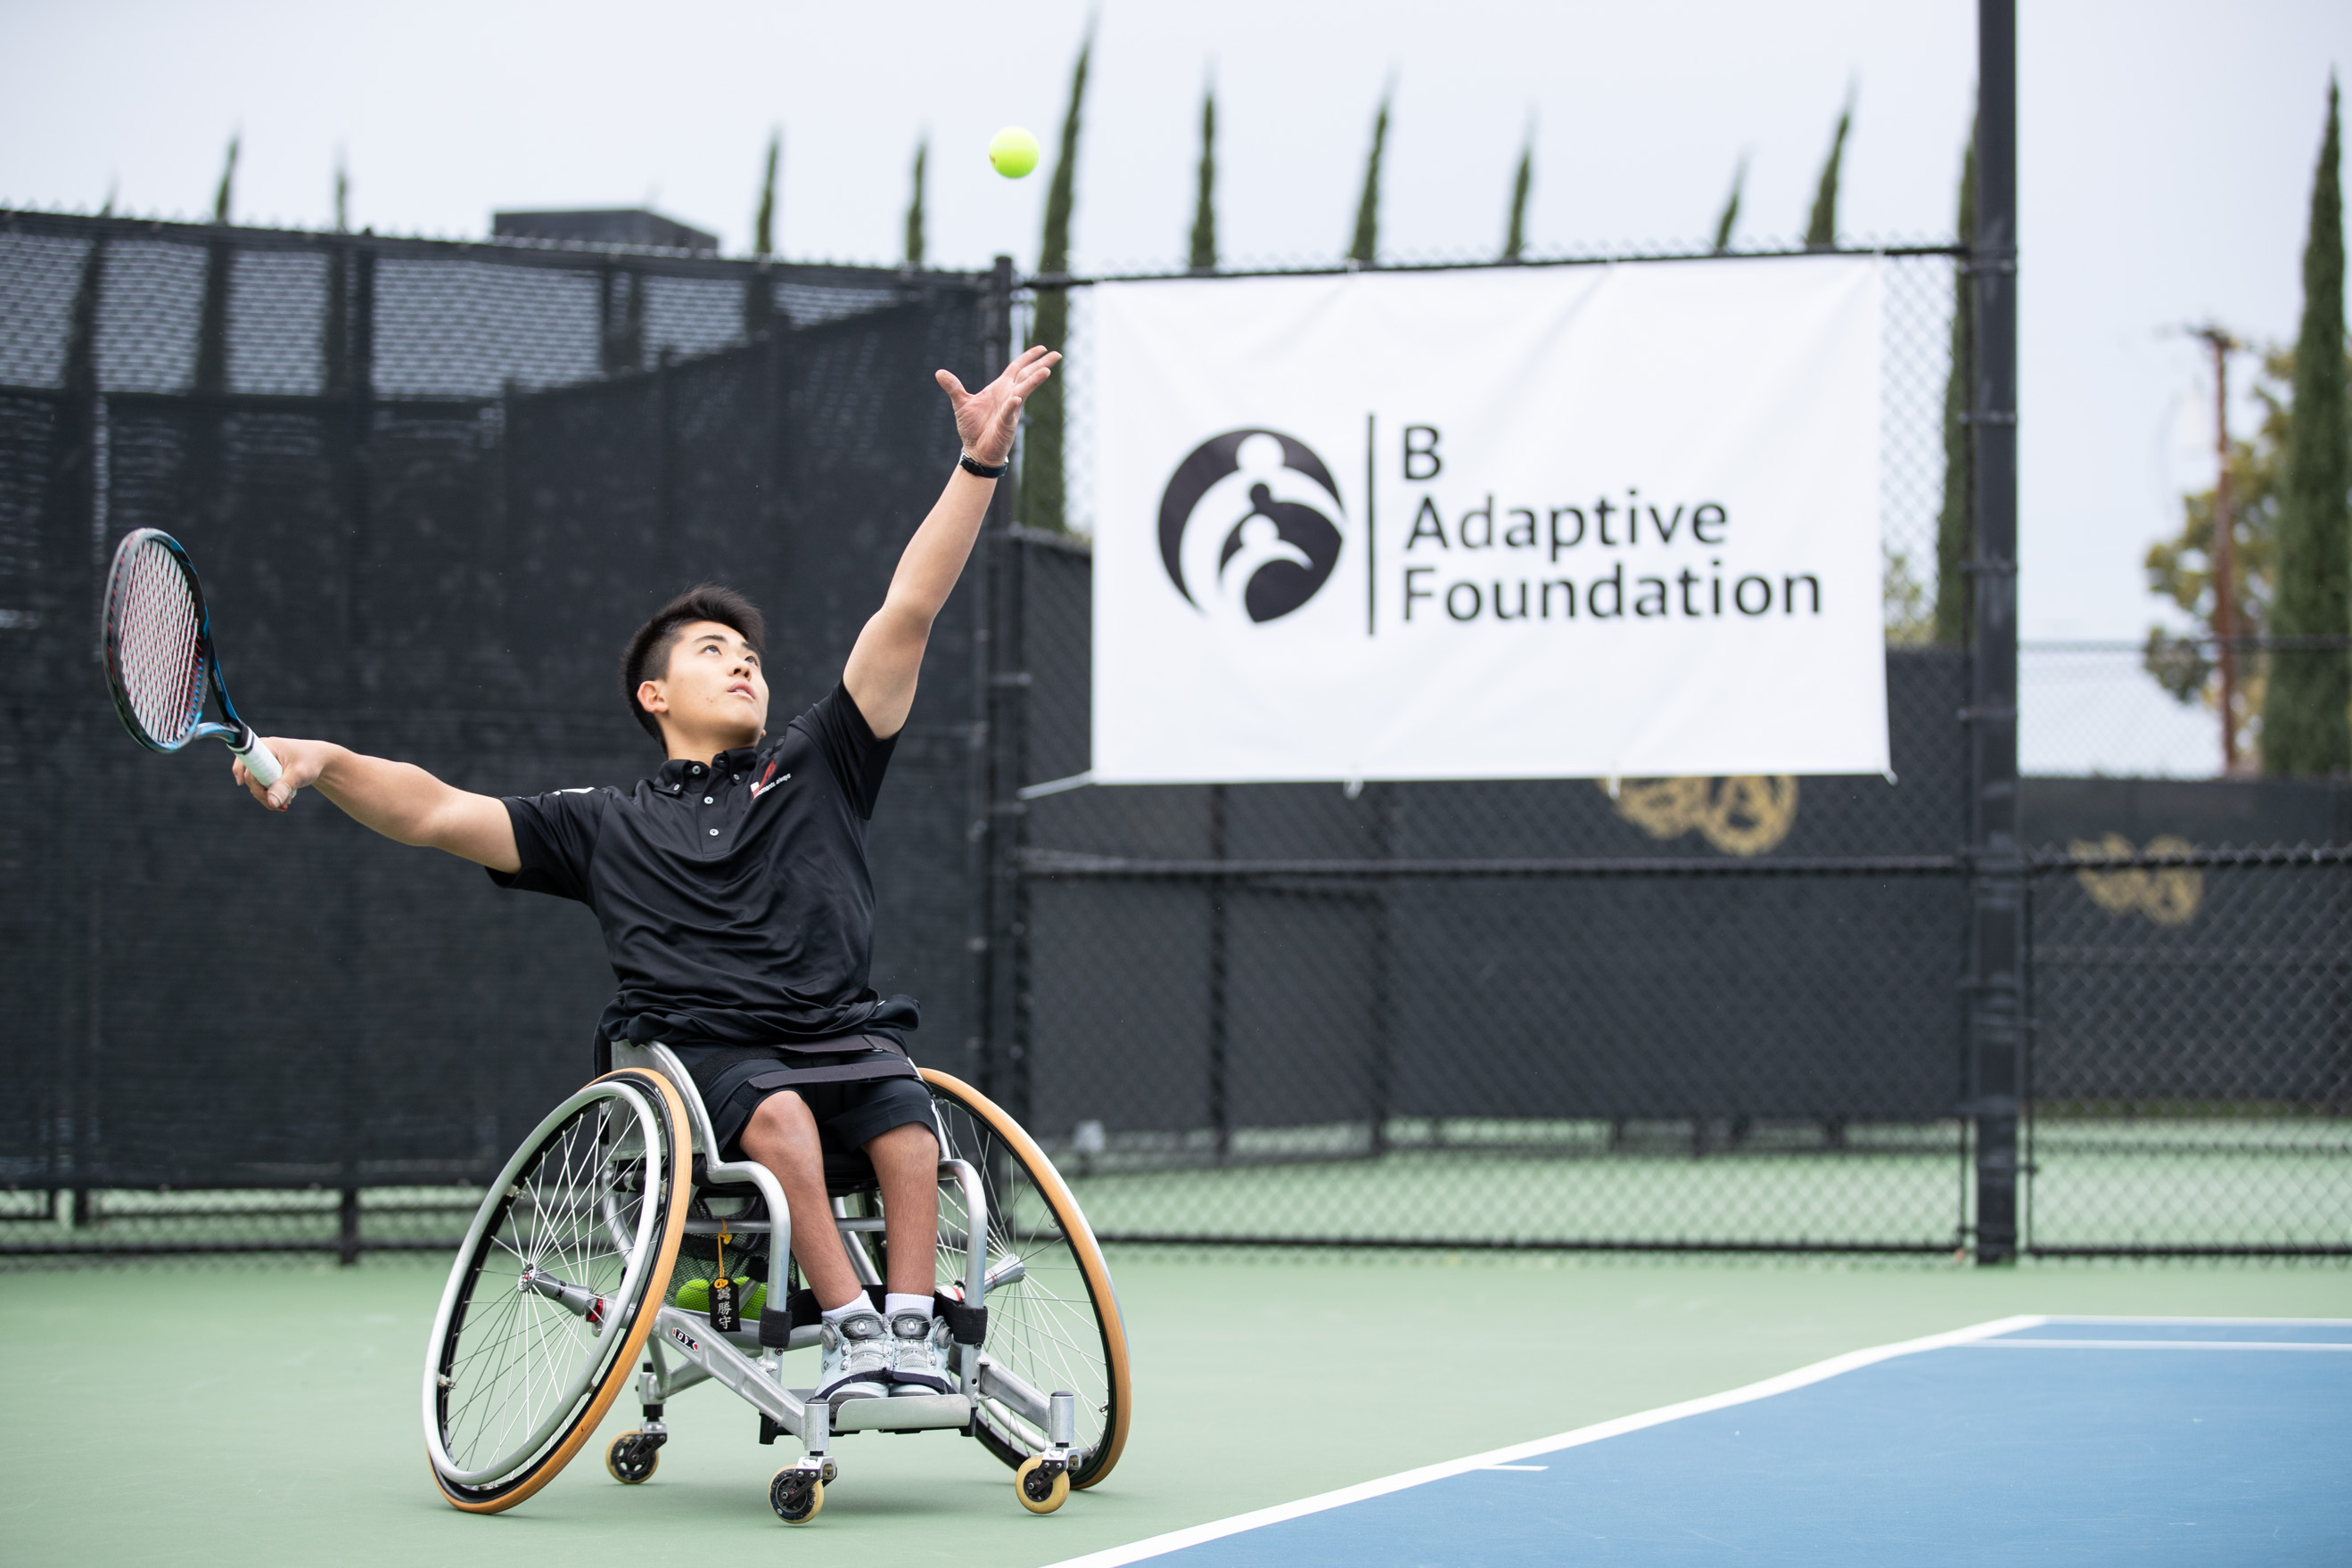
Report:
1053,1317,2352,1567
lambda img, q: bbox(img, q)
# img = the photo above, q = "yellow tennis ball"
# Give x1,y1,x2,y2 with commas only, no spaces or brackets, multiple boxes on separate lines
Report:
989,127,1040,179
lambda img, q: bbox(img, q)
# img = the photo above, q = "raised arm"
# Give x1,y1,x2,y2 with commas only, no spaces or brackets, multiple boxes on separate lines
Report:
232,739,520,872
843,346,1059,739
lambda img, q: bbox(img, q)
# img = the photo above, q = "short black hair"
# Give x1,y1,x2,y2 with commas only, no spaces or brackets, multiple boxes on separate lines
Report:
620,583,768,743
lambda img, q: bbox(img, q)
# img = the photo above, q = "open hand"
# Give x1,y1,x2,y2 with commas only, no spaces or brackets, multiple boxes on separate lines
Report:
935,345,1059,468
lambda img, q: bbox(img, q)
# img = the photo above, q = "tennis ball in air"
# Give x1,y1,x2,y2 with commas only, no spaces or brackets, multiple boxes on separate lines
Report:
989,127,1041,179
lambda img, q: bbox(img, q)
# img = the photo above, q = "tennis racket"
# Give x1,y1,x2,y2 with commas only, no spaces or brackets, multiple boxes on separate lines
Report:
102,528,282,788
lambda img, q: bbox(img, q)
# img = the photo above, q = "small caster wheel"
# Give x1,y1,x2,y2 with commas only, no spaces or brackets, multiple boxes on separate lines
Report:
769,1468,824,1524
605,1431,659,1484
1016,1456,1070,1515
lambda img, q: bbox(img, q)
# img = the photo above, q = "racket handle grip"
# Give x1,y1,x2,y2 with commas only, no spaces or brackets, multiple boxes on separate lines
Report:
233,728,284,789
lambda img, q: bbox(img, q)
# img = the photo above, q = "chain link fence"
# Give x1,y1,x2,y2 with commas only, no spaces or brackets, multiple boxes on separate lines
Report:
2027,846,2352,1254
2012,638,2352,1254
4,215,2345,1261
990,246,2349,1258
0,210,988,1260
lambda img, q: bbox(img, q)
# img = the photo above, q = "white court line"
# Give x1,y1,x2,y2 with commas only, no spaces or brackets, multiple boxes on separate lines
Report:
1041,1313,2048,1568
2033,1315,2352,1328
1965,1339,2352,1352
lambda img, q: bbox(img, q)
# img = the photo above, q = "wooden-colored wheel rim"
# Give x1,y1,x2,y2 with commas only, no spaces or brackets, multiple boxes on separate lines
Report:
921,1067,1132,1490
431,1069,692,1514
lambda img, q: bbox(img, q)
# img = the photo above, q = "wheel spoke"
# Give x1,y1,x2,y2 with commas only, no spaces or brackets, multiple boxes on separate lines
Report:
428,1079,678,1498
923,1079,1123,1482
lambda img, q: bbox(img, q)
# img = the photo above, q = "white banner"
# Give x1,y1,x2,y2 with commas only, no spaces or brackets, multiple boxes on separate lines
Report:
1088,258,1887,784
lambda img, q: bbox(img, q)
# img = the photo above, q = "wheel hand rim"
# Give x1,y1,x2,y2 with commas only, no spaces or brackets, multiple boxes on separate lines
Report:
425,1082,664,1488
928,1081,1120,1478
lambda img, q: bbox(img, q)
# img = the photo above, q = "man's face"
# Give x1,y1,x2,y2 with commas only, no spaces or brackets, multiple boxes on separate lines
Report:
640,620,769,752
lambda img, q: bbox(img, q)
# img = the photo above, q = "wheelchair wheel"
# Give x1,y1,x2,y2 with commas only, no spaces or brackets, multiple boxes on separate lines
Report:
424,1069,691,1513
921,1069,1131,1490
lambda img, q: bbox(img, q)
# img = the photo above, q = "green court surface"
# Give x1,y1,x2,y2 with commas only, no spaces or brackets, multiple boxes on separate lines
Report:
4,1252,2345,1565
1062,1138,2349,1252
1051,1116,2351,1252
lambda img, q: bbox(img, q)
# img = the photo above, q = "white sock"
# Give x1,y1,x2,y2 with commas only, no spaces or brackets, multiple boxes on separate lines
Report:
884,1292,933,1321
822,1293,874,1323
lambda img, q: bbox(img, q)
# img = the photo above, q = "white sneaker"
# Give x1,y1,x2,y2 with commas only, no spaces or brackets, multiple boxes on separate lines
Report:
815,1309,891,1407
887,1309,955,1396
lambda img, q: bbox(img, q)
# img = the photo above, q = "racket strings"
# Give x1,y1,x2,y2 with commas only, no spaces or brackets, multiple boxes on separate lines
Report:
111,541,207,745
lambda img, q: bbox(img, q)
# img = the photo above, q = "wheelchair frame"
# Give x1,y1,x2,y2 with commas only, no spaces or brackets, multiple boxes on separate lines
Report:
608,1043,1081,1510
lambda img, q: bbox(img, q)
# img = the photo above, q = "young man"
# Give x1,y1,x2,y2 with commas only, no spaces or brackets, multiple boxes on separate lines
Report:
232,346,1058,1408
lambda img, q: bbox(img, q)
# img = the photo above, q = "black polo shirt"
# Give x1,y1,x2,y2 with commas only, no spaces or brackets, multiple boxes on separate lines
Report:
489,683,916,1051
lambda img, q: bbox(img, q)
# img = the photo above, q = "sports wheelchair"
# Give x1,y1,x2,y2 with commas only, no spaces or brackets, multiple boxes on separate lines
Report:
421,1044,1131,1523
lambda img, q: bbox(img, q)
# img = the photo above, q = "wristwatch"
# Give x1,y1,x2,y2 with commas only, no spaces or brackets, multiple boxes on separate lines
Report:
958,453,1009,479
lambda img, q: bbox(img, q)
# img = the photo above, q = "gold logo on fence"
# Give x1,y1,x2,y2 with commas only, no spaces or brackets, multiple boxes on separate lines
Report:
2068,833,2201,926
1607,776,1800,858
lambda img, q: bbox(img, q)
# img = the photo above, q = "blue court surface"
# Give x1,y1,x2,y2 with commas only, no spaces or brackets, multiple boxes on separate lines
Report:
1054,1317,2352,1567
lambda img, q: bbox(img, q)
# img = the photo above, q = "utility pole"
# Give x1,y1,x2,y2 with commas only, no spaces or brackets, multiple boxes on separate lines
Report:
2188,324,2242,773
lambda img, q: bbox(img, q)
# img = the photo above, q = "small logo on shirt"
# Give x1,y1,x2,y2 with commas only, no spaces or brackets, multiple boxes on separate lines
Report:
750,765,792,800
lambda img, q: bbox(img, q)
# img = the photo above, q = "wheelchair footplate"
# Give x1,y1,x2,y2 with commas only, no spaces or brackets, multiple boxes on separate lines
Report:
825,1392,975,1433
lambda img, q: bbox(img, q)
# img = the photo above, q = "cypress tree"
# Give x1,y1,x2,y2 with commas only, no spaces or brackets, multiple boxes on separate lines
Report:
904,137,927,268
326,158,352,393
1018,28,1091,535
1501,124,1533,263
72,185,112,392
745,131,779,340
65,223,103,397
1188,84,1217,274
1712,155,1747,253
1348,91,1391,265
2262,78,2349,776
69,183,117,395
212,132,238,224
67,182,113,395
752,131,779,259
1933,119,1978,644
196,135,238,394
1805,88,1852,250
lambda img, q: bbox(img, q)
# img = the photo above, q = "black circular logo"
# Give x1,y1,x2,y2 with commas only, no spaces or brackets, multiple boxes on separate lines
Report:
1157,430,1345,623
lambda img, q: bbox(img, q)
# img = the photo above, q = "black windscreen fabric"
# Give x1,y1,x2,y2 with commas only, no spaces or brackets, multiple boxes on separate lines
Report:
1017,536,1975,1144
0,212,987,1188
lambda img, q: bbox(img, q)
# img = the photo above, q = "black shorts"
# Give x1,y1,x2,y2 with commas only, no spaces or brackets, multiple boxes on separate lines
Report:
673,1041,935,1164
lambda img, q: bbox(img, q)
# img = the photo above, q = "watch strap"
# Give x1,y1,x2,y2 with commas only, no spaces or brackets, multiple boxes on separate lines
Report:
958,453,1009,480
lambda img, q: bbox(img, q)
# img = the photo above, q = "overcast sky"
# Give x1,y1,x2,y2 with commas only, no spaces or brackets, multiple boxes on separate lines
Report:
3,0,2346,652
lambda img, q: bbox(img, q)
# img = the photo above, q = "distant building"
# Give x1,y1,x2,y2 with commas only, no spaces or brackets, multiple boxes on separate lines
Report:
492,209,720,253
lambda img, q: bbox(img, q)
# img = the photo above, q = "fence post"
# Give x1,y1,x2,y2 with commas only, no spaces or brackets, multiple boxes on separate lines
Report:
971,257,1028,1117
337,242,377,1234
1366,783,1399,1156
1965,0,2025,1264
58,231,106,1219
1207,784,1229,1161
